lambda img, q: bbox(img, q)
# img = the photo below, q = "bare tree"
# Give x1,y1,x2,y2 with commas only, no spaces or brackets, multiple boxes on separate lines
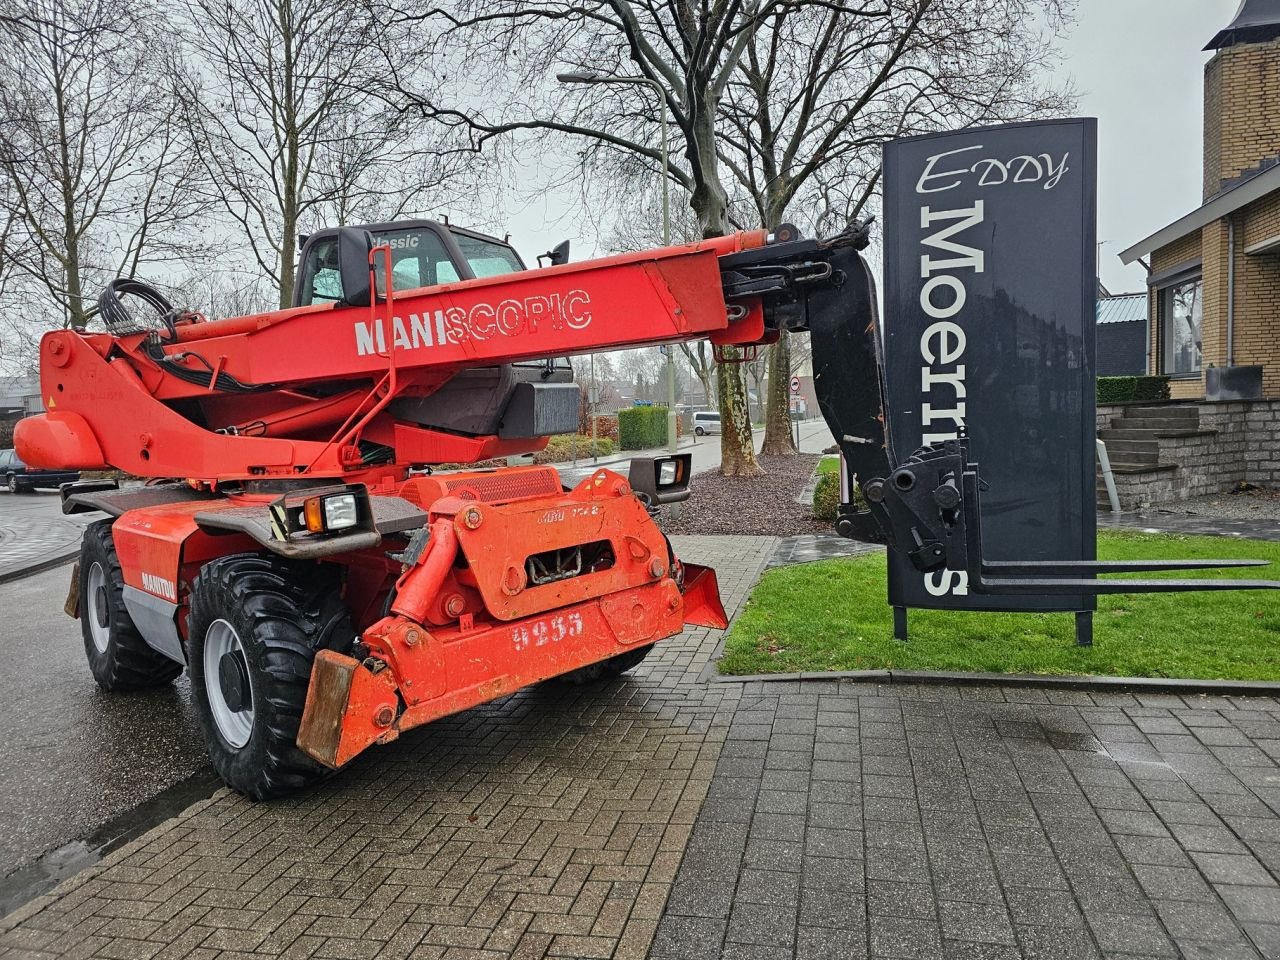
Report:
396,0,1075,466
614,346,664,401
389,0,779,475
716,0,1076,455
680,340,717,411
0,0,206,334
177,0,464,308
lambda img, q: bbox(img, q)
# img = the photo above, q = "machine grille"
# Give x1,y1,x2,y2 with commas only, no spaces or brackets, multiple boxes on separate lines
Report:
444,469,563,502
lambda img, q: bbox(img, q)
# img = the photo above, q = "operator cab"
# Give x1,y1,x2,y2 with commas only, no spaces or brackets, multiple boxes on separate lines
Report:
294,219,525,307
294,219,579,446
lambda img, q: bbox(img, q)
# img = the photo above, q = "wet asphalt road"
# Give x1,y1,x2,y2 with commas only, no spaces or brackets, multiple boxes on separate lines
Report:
0,504,209,880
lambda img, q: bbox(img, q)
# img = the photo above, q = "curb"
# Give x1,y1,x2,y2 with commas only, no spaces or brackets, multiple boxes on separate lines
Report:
710,666,1280,697
0,548,78,586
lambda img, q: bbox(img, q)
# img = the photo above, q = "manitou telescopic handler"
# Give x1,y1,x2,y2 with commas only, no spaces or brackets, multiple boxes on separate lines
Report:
16,216,1277,798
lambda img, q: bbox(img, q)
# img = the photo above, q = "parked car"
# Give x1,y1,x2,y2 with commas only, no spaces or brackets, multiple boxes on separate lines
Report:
691,411,721,436
0,448,80,493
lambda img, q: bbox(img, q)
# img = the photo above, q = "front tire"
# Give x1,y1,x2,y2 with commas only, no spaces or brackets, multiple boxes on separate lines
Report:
694,427,705,437
560,644,654,684
80,520,183,691
7,474,21,494
187,554,354,800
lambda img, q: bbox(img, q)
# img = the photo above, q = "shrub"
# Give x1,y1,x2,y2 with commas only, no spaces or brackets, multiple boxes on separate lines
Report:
591,415,620,444
618,406,668,449
532,434,614,464
429,458,509,472
1134,375,1172,402
1097,375,1171,404
813,471,840,522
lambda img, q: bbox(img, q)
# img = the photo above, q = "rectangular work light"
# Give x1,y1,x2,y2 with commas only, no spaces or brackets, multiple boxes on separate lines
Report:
270,484,373,541
628,454,693,506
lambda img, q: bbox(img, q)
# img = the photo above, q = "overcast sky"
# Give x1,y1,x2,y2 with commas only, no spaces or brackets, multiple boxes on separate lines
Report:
497,1,1241,295
1064,0,1238,293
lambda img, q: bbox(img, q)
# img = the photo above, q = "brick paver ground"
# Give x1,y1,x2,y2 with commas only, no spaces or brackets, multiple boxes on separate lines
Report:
3,532,1280,960
661,680,1280,960
0,535,778,960
0,493,91,582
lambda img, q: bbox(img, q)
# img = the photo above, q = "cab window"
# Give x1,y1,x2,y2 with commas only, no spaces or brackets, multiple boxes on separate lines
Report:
297,228,459,306
451,232,523,278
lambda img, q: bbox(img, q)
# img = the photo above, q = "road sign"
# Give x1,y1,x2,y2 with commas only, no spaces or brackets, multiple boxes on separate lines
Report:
789,376,800,394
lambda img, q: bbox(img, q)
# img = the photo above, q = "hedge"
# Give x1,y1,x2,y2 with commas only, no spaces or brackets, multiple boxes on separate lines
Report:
1097,376,1171,404
618,406,668,450
533,434,615,464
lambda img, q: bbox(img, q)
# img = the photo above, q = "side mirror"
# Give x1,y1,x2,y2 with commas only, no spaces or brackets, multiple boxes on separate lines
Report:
337,227,375,307
539,240,570,267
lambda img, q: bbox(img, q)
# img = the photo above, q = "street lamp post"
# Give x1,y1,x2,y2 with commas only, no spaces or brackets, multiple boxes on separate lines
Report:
556,69,677,453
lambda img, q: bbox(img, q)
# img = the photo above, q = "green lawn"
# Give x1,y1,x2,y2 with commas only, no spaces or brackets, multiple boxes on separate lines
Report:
817,456,840,474
719,531,1280,680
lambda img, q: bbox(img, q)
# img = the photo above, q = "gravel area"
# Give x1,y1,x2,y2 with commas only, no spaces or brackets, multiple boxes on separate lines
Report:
1148,486,1280,521
657,453,831,536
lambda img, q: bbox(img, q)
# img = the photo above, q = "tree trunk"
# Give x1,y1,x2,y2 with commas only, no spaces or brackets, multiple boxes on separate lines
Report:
717,352,760,475
686,98,761,477
760,328,797,455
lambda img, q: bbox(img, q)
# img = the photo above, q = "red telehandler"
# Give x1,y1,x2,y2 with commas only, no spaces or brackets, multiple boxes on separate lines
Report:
15,218,1278,798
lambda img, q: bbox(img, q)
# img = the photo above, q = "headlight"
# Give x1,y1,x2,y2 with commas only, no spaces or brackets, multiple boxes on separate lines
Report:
323,493,359,530
658,460,678,485
303,492,358,532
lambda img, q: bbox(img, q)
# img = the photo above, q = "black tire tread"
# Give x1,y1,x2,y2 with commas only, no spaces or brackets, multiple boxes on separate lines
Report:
80,520,183,691
560,644,654,684
187,553,352,800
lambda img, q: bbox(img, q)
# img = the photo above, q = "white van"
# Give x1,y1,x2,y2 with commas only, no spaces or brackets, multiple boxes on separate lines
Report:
691,411,721,436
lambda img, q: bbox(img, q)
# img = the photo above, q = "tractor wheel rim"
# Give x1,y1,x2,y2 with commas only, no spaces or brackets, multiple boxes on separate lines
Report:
204,619,254,749
86,562,111,653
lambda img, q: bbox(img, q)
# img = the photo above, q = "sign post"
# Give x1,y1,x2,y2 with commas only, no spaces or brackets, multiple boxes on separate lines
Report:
880,119,1098,643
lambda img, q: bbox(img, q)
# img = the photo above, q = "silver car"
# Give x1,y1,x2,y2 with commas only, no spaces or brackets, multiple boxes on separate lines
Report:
691,411,721,436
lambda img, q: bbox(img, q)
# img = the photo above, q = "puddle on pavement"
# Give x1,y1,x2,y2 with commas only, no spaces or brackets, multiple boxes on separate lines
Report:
0,768,221,918
1044,729,1109,754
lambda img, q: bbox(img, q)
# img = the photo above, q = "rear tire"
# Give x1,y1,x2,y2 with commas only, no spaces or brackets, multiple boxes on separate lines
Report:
7,474,22,494
560,644,654,684
80,520,183,691
187,554,354,800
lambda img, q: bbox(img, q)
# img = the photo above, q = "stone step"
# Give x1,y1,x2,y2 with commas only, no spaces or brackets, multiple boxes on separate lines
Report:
1109,417,1210,433
1124,404,1200,420
1096,462,1177,476
1100,427,1198,442
1097,438,1160,458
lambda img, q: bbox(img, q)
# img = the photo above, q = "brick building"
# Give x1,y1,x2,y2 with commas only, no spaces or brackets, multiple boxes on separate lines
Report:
1120,0,1280,400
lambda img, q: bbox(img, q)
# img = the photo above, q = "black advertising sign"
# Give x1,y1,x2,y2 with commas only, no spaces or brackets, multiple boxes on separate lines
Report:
881,119,1098,612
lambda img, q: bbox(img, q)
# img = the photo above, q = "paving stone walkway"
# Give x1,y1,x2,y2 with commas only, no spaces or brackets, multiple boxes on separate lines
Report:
3,532,1280,960
0,493,91,582
0,535,778,960
1102,511,1280,543
660,681,1280,960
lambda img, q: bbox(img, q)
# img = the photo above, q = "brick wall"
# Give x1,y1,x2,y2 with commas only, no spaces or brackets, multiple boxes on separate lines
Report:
1236,193,1280,396
1140,36,1280,402
1096,400,1280,509
1204,54,1223,200
1203,38,1280,197
1145,201,1280,400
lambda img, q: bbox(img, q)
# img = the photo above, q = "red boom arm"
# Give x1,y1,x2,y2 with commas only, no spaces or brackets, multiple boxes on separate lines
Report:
17,232,770,483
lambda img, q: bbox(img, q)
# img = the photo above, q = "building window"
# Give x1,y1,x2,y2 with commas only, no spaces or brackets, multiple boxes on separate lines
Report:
1161,277,1202,375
